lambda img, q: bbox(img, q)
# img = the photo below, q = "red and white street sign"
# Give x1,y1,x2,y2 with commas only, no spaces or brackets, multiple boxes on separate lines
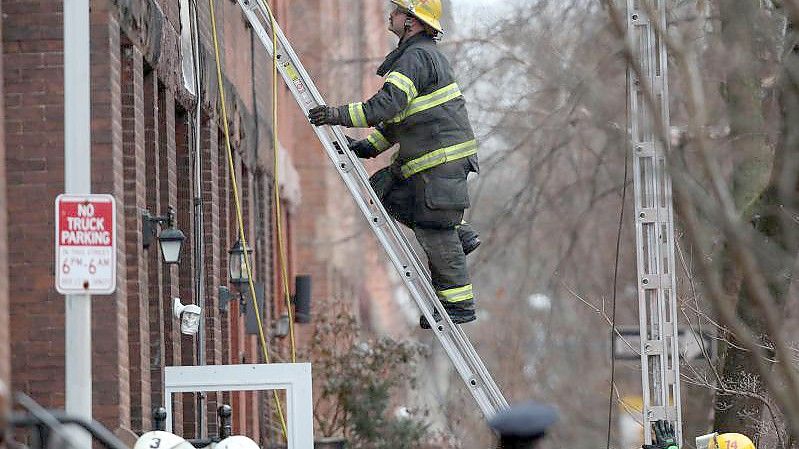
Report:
55,194,116,294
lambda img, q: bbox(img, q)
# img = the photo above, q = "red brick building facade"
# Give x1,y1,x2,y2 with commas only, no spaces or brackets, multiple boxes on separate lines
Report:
1,0,394,444
0,0,6,389
275,2,401,336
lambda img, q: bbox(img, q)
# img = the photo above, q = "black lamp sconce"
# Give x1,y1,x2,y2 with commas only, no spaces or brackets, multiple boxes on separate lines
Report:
142,206,186,264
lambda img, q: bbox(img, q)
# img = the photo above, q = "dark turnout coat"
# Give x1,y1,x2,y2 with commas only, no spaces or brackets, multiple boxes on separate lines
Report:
338,33,478,182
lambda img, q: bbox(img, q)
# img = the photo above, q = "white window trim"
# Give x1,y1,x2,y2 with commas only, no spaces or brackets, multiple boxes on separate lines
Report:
164,363,314,448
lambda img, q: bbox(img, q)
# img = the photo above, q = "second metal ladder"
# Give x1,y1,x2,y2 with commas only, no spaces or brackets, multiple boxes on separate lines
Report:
235,0,508,419
626,0,683,443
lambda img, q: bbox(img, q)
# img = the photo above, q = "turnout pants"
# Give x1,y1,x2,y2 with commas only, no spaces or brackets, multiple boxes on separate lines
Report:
370,160,475,308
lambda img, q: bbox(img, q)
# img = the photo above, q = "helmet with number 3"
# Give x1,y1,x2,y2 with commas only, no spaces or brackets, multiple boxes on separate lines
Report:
134,431,195,449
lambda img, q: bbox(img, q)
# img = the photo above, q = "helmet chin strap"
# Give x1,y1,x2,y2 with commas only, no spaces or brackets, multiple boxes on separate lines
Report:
400,16,413,41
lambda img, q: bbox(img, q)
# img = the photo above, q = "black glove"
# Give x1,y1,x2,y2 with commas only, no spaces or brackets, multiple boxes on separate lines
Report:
349,139,380,159
308,105,342,126
642,420,678,449
369,166,398,200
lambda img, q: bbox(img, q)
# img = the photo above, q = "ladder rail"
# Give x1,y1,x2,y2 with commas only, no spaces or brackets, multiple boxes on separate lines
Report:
239,0,509,418
627,0,682,444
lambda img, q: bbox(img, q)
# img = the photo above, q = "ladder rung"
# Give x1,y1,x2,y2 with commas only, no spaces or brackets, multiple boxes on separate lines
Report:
639,274,660,288
643,340,663,354
637,208,657,223
634,143,656,156
646,406,669,421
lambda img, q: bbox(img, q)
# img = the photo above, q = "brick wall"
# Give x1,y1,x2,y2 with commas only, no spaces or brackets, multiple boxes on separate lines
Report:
0,0,7,386
2,0,394,444
200,111,224,434
158,83,188,434
175,105,198,436
121,39,150,434
144,68,167,423
5,0,68,409
90,3,131,430
277,0,395,330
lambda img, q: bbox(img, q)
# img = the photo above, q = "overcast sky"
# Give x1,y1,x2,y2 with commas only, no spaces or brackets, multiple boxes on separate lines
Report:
448,0,517,31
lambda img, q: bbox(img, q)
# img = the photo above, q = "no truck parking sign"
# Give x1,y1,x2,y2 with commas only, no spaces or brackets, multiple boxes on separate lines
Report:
55,194,117,294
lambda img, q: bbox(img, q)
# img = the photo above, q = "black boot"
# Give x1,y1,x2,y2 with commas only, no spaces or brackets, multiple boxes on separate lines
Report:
457,222,481,255
420,302,477,329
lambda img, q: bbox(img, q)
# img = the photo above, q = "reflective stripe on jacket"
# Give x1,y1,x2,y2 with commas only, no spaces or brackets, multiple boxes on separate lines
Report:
336,34,478,176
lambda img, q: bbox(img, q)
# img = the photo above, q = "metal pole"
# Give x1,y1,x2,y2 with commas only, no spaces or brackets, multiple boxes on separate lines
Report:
189,0,207,438
63,0,92,445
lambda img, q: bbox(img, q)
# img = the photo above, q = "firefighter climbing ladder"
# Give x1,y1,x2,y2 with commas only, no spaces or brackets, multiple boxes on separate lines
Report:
235,0,508,419
626,0,683,443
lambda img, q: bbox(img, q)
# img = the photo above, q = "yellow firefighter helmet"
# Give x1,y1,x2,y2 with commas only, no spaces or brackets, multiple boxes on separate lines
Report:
391,0,443,33
711,433,756,449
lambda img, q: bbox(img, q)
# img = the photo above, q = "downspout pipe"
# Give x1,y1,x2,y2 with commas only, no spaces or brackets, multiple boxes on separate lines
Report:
189,0,207,439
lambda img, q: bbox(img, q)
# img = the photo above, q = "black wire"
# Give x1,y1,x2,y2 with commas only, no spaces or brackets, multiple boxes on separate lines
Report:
607,71,631,449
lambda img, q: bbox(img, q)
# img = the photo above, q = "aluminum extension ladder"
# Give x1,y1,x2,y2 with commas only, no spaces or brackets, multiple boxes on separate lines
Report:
235,0,508,419
626,0,683,444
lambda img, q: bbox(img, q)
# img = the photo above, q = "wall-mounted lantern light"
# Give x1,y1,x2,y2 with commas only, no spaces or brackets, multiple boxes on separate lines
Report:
142,206,186,264
228,239,253,285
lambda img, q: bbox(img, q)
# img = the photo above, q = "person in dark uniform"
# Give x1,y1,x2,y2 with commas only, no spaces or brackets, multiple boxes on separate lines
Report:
488,401,559,449
308,0,481,329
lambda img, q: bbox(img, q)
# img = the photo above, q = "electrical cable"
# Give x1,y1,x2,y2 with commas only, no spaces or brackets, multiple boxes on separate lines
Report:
607,71,631,449
207,0,288,440
260,0,298,363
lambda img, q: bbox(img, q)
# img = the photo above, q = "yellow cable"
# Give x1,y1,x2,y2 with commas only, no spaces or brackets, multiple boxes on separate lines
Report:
207,0,288,440
261,0,298,363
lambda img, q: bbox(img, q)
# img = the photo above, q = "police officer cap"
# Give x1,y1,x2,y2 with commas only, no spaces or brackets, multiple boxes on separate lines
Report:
488,401,559,439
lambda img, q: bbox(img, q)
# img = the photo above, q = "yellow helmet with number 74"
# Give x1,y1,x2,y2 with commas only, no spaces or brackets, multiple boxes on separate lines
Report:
711,433,756,449
391,0,443,33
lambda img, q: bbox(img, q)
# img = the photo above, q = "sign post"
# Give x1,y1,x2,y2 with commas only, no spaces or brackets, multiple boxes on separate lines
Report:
64,0,93,443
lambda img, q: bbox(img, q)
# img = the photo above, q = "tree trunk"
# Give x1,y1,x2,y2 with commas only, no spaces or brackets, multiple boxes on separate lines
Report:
714,2,799,440
713,0,771,437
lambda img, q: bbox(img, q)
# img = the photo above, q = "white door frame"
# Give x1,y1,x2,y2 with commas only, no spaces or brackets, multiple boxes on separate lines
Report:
164,363,313,449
